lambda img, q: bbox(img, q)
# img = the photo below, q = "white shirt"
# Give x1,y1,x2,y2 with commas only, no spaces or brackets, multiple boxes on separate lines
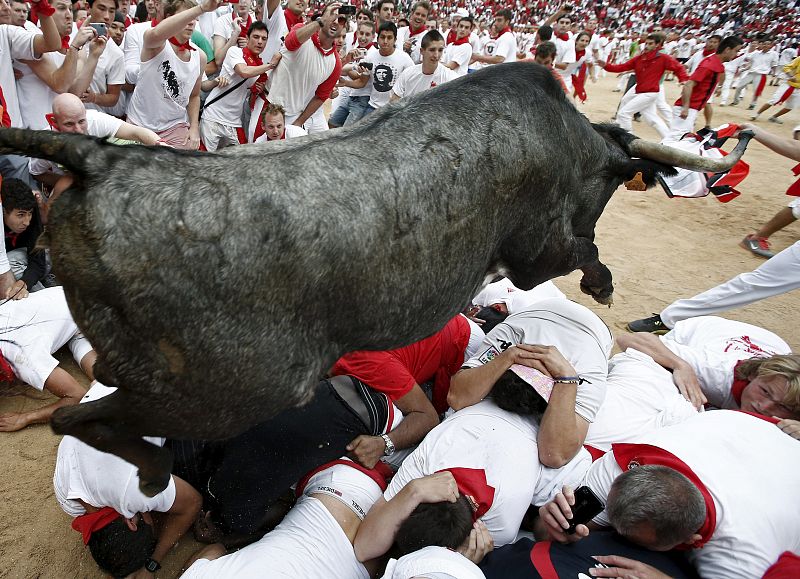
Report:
471,278,565,314
127,43,201,131
463,298,612,424
747,50,779,74
583,411,800,579
481,30,516,64
395,26,428,64
442,41,471,76
585,348,699,451
202,46,256,127
81,36,125,112
14,48,64,129
213,10,250,42
0,23,39,127
660,316,791,410
675,38,696,59
391,62,457,99
554,35,576,80
121,20,148,84
385,399,590,547
54,382,177,519
363,48,414,109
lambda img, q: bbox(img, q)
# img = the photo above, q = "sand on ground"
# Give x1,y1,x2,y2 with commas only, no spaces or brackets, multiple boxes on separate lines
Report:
1,71,799,579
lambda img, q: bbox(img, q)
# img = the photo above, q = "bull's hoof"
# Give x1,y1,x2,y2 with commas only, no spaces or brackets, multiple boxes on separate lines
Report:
137,447,174,497
580,283,614,307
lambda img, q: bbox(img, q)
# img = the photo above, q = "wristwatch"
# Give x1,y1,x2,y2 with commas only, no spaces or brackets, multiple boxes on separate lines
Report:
144,558,161,573
316,17,324,27
381,433,396,456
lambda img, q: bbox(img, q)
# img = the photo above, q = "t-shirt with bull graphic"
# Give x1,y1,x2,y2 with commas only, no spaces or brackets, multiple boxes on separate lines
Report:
363,48,414,109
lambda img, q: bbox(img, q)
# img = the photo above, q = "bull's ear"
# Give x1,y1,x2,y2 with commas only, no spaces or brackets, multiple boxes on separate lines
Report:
621,159,678,189
591,122,638,153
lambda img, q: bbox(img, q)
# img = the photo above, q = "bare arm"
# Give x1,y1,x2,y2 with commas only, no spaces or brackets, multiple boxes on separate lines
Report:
214,26,240,67
150,476,202,563
32,2,62,57
114,122,161,145
186,57,204,149
739,123,800,161
142,0,221,61
0,367,86,432
233,58,278,79
679,80,695,116
354,472,459,562
471,53,504,65
70,36,105,97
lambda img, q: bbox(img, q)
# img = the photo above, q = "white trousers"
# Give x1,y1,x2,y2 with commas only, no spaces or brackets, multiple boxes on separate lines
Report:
733,72,766,103
617,91,670,138
661,240,800,327
668,106,699,140
719,71,736,105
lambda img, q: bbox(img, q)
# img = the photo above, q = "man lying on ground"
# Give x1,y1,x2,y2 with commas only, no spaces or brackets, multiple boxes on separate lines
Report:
0,286,96,431
449,298,612,467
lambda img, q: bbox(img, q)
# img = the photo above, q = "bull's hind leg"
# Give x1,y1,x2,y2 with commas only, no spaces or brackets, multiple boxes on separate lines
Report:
51,391,173,497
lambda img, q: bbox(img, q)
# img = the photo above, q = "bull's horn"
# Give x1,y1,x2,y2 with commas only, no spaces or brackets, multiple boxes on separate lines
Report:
628,130,754,172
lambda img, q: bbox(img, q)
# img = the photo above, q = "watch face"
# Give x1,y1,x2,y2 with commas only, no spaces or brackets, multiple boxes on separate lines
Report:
145,559,160,572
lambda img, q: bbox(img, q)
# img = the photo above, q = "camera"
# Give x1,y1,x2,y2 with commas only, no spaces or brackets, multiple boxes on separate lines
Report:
339,5,357,15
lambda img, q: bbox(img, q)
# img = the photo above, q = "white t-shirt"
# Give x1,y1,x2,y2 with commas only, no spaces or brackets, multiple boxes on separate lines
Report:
253,123,307,142
121,20,148,84
14,49,65,129
127,43,201,131
471,278,565,314
585,348,699,451
395,26,428,64
202,46,256,127
0,287,92,391
674,38,696,59
53,382,177,519
747,50,779,74
184,462,378,579
661,316,791,410
442,41,471,76
363,48,414,109
463,298,612,424
391,63,457,99
385,399,590,547
29,110,123,176
583,410,800,579
81,31,125,112
481,30,516,64
554,35,576,80
0,23,39,127
213,11,251,42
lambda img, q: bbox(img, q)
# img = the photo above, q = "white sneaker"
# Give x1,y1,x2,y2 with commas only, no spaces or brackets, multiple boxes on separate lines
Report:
750,114,759,121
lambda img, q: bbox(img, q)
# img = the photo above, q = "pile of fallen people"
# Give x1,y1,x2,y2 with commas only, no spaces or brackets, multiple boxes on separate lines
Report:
3,255,799,577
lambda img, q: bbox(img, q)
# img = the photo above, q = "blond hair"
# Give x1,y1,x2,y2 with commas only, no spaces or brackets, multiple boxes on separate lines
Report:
736,354,800,415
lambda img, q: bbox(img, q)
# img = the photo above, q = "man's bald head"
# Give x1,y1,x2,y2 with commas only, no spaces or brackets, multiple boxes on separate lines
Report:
52,94,88,134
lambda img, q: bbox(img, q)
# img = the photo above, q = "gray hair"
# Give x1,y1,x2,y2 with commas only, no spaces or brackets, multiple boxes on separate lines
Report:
607,465,705,549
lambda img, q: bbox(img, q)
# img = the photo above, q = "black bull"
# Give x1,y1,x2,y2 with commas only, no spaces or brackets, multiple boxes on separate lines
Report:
0,63,752,495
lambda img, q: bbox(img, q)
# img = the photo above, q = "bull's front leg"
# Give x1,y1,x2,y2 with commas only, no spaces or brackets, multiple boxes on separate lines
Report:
52,391,174,497
579,257,614,306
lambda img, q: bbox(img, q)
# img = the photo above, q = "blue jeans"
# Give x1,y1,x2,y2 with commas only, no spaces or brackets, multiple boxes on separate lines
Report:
343,96,372,126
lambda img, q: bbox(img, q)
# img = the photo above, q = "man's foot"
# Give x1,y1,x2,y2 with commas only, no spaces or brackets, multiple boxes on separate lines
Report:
733,98,742,106
750,114,760,121
626,314,670,334
747,103,756,110
768,116,784,124
740,234,775,258
41,273,60,288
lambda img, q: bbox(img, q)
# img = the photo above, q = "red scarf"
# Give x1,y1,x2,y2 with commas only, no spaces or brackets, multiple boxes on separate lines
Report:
151,19,194,51
408,25,426,37
730,360,749,406
71,507,122,545
0,86,11,129
437,468,495,521
235,13,253,39
284,8,302,29
451,34,470,46
311,32,335,56
555,31,570,41
244,47,268,110
61,35,71,50
446,29,457,45
491,26,512,40
703,47,715,56
612,443,716,549
572,49,588,102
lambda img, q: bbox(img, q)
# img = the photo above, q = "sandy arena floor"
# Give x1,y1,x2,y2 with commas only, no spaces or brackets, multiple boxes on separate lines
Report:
1,71,799,579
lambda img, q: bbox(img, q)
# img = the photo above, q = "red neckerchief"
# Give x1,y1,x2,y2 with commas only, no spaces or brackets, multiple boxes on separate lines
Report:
61,35,71,50
284,8,302,29
242,46,262,66
71,507,122,545
786,162,800,196
5,227,19,248
357,41,376,49
408,25,426,37
235,12,253,39
451,34,470,46
311,32,335,56
573,50,588,102
612,443,716,549
446,28,457,45
150,18,159,26
491,26,512,40
555,31,570,41
436,467,495,522
730,360,749,406
703,47,715,56
169,36,195,52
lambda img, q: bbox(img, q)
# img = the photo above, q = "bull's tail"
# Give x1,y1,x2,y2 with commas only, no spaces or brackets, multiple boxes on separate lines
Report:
0,128,109,177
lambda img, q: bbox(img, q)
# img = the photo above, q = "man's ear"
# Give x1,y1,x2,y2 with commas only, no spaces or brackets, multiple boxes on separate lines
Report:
684,533,703,546
124,515,139,532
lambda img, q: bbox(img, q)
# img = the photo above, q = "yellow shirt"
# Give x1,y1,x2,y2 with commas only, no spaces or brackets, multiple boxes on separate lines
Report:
782,56,800,88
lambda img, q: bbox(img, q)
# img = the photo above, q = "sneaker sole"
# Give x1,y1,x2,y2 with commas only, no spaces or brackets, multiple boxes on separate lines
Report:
625,322,669,335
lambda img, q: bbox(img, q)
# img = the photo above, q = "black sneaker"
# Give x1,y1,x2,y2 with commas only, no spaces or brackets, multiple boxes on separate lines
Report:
626,314,670,334
41,273,60,288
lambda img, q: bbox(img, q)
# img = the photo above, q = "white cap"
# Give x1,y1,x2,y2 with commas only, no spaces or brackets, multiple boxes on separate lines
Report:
455,8,469,18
